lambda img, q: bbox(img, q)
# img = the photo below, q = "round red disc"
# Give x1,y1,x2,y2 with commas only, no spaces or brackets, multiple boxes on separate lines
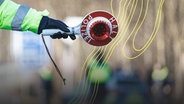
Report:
80,10,118,46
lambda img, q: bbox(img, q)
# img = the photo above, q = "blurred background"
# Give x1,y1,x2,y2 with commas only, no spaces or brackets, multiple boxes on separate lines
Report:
0,0,184,104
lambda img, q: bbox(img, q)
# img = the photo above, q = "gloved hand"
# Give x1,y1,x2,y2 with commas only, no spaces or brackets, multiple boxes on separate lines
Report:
38,16,76,40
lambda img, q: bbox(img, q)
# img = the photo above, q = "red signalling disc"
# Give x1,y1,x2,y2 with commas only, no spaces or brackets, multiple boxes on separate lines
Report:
80,11,118,46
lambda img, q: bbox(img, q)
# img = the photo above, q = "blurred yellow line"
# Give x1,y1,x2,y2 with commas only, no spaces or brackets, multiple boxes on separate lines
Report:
90,0,137,104
89,0,133,103
121,0,148,55
103,0,137,66
103,0,128,69
117,0,124,19
110,0,114,16
86,0,129,103
123,0,165,59
69,47,101,104
68,0,165,103
70,0,129,103
132,0,155,51
91,81,99,104
79,47,105,104
105,0,129,66
102,0,130,64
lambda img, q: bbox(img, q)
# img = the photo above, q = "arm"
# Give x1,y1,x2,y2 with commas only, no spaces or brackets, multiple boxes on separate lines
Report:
0,0,48,33
0,0,76,39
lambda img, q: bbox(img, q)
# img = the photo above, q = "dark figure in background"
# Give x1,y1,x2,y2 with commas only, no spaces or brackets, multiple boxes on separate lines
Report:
39,66,53,104
87,51,112,104
105,64,150,104
147,63,172,104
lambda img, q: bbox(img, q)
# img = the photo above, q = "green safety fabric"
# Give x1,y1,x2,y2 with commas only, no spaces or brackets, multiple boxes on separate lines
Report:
152,66,169,81
0,0,49,33
88,59,111,83
21,9,49,33
0,0,20,30
11,5,30,31
40,68,53,81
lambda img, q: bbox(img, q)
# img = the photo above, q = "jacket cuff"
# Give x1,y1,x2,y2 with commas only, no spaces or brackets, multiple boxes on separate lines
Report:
38,16,49,34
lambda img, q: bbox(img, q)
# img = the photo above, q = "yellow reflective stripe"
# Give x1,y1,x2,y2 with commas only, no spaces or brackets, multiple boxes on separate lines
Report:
11,5,30,31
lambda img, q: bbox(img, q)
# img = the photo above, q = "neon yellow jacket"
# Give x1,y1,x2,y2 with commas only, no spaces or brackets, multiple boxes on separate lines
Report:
0,0,49,33
87,59,111,83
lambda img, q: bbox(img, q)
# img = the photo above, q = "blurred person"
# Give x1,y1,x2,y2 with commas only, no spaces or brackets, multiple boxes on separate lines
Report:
87,51,112,104
0,0,76,40
39,66,53,104
150,63,172,104
105,64,150,104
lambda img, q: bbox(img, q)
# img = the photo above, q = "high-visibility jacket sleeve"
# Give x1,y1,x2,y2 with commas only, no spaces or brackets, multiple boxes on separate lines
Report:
0,0,49,34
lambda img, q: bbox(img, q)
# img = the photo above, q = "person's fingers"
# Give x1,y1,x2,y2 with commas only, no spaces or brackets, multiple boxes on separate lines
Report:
69,34,76,40
50,35,57,39
50,32,63,39
62,33,68,39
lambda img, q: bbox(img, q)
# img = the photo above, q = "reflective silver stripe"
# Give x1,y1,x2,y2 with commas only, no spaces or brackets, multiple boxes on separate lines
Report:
0,0,4,5
11,5,30,31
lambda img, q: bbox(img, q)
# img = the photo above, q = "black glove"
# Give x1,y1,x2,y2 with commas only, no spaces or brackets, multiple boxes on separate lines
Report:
38,16,76,40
